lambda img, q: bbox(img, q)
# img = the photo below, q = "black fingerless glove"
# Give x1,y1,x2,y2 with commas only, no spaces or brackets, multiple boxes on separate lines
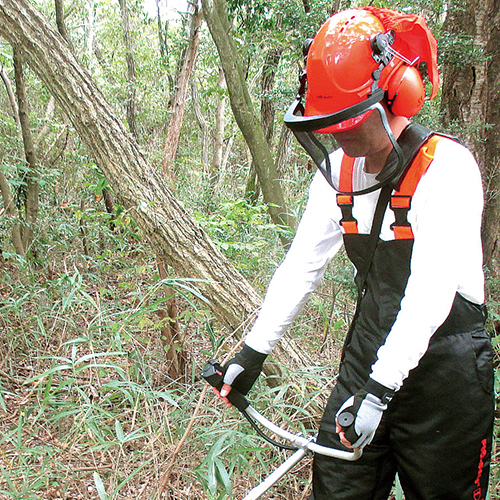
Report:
223,344,267,395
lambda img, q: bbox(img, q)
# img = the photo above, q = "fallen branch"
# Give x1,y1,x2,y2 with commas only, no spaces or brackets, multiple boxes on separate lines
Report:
156,383,209,499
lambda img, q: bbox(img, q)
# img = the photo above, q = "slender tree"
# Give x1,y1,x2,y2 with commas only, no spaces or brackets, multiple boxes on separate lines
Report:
162,0,202,178
261,46,282,144
245,42,283,203
118,0,138,138
191,76,209,166
202,0,295,246
0,66,24,255
0,65,21,130
155,0,168,66
158,0,203,378
54,0,73,50
13,47,40,254
210,67,227,185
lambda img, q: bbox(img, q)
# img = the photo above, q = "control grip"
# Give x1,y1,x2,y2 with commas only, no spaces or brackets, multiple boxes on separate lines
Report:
200,359,250,412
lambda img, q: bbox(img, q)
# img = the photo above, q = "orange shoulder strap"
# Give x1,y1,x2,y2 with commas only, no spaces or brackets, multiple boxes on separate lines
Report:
337,154,358,234
390,135,442,239
397,135,441,195
336,136,442,239
339,154,356,192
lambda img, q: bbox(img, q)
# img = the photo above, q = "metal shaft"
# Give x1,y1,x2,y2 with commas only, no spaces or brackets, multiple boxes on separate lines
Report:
241,447,310,500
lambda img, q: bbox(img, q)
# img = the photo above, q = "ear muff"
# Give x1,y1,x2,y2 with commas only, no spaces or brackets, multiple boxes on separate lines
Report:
387,65,426,117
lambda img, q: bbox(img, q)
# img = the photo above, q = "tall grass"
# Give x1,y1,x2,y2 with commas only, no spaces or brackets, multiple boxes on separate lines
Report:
0,195,498,500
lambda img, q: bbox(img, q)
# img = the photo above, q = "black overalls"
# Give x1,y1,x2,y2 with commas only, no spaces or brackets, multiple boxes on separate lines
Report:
311,135,495,500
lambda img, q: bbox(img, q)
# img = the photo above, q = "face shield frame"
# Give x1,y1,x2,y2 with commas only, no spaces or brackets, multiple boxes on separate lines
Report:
284,88,385,134
285,100,406,196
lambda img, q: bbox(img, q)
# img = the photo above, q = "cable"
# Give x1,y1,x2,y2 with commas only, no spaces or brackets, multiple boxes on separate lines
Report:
241,410,297,451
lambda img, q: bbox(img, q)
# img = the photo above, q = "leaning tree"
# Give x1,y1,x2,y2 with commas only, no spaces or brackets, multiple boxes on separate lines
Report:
0,0,311,375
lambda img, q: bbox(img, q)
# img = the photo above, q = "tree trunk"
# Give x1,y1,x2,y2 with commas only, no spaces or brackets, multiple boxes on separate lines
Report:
245,44,282,204
118,0,138,139
328,0,341,17
202,0,295,246
85,0,96,72
93,41,116,84
161,1,202,178
481,2,500,281
0,170,24,256
155,0,168,66
214,132,234,193
35,95,55,143
245,164,260,203
13,47,40,254
260,45,282,144
0,65,28,255
191,76,209,167
211,67,226,179
54,0,74,50
159,1,202,378
79,198,90,257
275,123,293,178
102,187,116,231
440,0,500,282
0,0,311,375
157,258,186,380
0,65,21,130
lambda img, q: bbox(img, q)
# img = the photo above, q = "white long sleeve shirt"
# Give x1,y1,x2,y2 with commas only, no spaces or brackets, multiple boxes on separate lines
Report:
245,137,485,391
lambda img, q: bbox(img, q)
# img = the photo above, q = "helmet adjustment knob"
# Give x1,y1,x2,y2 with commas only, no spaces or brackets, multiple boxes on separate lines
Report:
371,30,395,65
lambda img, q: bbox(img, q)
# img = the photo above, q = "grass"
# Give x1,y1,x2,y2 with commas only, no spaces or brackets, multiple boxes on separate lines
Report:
0,237,341,499
0,209,498,500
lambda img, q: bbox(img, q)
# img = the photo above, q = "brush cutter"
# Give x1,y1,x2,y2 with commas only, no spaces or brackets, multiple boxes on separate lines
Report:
200,359,361,500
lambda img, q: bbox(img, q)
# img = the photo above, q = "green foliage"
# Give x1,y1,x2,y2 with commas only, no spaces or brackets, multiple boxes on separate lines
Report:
0,0,499,498
0,243,212,498
194,197,284,279
438,31,487,68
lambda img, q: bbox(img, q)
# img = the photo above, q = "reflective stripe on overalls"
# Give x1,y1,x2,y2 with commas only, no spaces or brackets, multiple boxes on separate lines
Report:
311,136,494,500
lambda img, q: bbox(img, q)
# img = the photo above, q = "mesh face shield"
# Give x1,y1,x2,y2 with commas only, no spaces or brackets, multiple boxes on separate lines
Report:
284,97,406,195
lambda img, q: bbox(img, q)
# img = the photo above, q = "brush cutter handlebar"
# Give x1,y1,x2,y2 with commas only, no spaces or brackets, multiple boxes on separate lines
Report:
201,359,361,499
200,359,362,459
200,359,250,411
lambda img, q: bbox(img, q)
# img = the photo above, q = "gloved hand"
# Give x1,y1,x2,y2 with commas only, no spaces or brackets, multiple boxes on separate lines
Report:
335,378,395,450
220,344,267,397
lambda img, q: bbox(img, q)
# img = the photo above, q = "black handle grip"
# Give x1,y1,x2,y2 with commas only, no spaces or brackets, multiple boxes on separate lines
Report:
200,359,250,412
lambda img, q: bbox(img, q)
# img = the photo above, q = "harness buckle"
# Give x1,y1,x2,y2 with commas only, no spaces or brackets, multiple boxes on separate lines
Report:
337,194,358,234
390,195,413,239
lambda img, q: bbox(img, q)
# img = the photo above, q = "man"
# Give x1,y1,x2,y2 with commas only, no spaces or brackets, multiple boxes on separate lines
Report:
217,7,494,499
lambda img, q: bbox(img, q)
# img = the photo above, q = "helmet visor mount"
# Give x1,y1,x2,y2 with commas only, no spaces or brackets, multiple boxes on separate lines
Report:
285,97,405,195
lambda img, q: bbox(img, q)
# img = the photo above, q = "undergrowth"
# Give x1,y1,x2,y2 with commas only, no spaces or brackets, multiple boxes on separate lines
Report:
0,195,498,500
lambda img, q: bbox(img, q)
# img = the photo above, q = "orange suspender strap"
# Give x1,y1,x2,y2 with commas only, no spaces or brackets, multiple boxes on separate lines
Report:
390,135,442,239
336,154,358,234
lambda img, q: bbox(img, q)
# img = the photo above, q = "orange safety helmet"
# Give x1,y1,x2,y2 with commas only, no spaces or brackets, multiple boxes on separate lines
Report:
284,7,438,133
305,9,395,132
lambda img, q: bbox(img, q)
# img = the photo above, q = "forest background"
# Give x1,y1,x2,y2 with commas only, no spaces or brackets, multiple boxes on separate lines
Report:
0,0,498,498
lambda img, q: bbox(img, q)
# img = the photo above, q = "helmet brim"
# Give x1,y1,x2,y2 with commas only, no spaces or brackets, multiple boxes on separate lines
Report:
284,88,385,133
